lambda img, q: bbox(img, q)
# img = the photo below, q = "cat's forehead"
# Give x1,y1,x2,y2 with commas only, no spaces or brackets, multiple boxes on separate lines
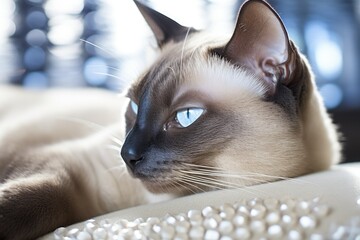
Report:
129,36,267,107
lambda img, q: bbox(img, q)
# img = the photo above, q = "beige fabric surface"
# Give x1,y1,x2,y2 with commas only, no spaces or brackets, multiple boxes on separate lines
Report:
40,163,360,239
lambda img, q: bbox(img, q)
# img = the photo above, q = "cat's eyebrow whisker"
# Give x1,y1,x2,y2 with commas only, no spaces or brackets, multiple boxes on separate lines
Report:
179,27,192,75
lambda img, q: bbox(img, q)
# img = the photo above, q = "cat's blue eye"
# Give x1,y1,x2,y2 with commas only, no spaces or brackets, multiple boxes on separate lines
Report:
130,100,138,114
176,108,204,128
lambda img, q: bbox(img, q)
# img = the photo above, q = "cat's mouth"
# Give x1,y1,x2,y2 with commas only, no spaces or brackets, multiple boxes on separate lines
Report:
125,164,192,194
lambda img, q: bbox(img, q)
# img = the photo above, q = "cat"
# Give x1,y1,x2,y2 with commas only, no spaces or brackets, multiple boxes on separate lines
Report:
0,0,341,239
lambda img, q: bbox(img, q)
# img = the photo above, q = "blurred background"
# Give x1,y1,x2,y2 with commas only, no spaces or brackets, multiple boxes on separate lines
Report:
0,0,359,163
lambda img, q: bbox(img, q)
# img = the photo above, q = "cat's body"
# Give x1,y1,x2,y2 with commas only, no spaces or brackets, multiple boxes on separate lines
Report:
0,0,341,239
0,86,154,239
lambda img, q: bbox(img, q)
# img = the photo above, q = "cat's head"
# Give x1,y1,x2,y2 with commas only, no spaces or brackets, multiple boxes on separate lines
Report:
120,0,340,194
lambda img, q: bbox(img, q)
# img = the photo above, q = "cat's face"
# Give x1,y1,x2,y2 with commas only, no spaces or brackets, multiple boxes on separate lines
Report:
120,0,323,194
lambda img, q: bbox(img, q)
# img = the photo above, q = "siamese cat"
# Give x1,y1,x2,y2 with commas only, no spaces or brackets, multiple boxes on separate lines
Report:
0,0,341,239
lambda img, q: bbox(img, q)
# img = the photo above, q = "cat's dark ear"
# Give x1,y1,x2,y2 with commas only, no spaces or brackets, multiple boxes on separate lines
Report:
134,0,196,48
220,0,296,96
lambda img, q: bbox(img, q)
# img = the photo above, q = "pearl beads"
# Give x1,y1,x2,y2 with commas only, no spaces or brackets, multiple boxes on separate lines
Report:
54,197,334,240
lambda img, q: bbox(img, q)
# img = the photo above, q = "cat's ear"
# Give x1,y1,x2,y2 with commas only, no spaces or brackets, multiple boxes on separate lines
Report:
134,0,196,48
221,0,296,96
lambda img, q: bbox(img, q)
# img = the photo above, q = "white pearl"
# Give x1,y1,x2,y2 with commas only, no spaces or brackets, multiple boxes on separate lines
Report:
188,210,203,226
220,236,232,240
204,229,220,240
176,213,188,221
218,220,233,235
138,222,151,234
232,214,248,227
160,224,175,239
250,204,266,219
331,226,347,239
110,224,122,234
299,215,317,230
233,227,251,240
288,229,303,240
146,217,160,225
296,201,311,215
133,229,146,240
93,228,107,240
77,231,92,240
250,220,266,234
119,228,134,239
54,227,66,239
152,224,162,233
267,225,283,239
266,211,280,225
67,228,80,237
236,204,249,216
174,233,189,240
282,198,296,210
100,219,112,229
165,214,177,225
281,213,297,228
312,204,330,218
85,221,98,234
309,233,325,240
175,220,190,233
203,217,218,229
202,206,218,218
189,226,205,239
248,198,262,207
219,204,235,220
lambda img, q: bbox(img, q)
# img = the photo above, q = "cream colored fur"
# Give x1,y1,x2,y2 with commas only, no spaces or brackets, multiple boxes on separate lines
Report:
0,86,164,217
153,36,341,187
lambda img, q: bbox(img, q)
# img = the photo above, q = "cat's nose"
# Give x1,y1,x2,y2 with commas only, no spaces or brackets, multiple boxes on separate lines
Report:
121,127,150,172
120,146,144,171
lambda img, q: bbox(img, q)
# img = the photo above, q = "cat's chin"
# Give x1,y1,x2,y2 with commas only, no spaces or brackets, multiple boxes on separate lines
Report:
141,179,191,196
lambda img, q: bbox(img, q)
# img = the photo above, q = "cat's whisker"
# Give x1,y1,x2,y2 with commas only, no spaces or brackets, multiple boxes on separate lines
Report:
179,168,275,182
175,177,207,193
189,45,201,62
106,145,122,152
55,117,122,143
105,164,126,173
181,162,315,186
80,39,116,58
180,173,267,197
55,117,106,131
166,66,177,79
93,72,125,81
110,137,123,146
179,27,192,76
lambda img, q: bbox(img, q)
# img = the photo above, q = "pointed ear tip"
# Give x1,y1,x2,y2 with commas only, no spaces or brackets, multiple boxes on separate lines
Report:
133,0,146,9
241,0,275,11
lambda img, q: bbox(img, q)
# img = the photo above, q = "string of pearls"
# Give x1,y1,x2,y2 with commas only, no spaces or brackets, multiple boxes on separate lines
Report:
54,197,343,240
